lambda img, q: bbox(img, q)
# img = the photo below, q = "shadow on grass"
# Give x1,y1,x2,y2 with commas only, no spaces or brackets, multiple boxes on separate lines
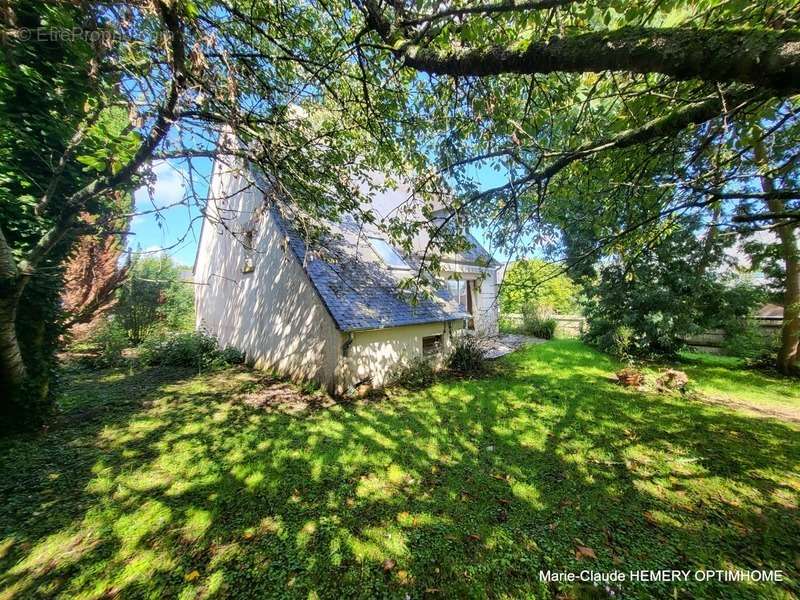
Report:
0,341,798,599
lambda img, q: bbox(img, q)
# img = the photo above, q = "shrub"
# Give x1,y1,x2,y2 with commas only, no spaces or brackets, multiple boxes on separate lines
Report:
610,325,636,361
218,345,246,365
86,319,128,367
581,227,765,360
520,303,557,339
140,331,242,370
447,334,486,373
389,356,436,389
114,256,194,344
721,317,779,363
498,316,521,334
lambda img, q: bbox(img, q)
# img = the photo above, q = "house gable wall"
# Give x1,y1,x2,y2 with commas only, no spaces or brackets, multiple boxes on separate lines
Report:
194,164,342,390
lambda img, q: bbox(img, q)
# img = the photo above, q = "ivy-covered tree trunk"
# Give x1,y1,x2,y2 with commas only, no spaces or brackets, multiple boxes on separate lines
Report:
0,291,26,395
0,226,28,423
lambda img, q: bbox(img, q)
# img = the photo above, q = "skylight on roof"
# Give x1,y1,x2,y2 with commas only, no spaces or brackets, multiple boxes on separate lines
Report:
367,236,410,270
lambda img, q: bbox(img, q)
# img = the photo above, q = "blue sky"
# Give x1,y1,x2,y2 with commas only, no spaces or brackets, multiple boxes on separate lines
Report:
130,160,210,267
129,159,516,267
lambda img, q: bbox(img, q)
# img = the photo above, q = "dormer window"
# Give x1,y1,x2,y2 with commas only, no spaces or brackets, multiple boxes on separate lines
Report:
367,236,410,270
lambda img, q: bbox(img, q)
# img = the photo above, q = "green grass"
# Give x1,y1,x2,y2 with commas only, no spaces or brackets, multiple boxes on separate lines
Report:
675,351,800,414
1,340,798,599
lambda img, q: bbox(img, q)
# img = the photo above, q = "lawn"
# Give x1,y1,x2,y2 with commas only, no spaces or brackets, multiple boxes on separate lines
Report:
1,340,798,599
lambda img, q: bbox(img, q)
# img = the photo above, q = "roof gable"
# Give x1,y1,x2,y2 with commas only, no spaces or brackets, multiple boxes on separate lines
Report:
271,205,468,332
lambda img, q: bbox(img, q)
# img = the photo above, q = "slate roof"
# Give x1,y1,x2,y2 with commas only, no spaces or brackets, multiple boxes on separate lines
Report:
271,205,470,332
450,231,496,266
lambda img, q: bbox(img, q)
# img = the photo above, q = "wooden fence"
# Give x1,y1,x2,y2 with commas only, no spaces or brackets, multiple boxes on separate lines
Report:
682,316,783,353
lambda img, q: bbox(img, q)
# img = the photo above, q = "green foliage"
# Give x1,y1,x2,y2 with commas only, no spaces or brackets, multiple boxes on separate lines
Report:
85,319,129,368
583,226,765,359
139,330,242,370
609,324,637,362
500,259,579,315
520,303,558,340
446,334,487,373
114,255,194,344
388,356,436,390
721,318,780,364
0,341,797,598
218,345,246,366
0,1,129,428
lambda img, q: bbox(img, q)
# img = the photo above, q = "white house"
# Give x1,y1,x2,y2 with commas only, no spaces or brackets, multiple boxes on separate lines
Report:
193,159,500,394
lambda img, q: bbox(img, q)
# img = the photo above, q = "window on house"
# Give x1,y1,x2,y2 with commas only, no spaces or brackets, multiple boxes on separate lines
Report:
447,279,468,311
367,237,410,270
422,335,442,356
447,278,475,329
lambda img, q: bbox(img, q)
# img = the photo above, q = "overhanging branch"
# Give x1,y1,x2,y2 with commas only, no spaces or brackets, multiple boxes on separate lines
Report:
365,5,800,94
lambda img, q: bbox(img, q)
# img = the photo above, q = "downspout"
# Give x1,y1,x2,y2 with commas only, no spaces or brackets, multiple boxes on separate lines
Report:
341,331,354,357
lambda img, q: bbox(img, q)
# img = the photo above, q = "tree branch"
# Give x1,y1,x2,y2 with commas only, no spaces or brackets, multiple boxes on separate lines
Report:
17,0,187,278
502,89,758,191
400,0,581,27
368,12,800,93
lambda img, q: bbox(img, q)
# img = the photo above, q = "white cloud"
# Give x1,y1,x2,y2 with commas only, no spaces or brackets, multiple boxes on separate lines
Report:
134,160,187,211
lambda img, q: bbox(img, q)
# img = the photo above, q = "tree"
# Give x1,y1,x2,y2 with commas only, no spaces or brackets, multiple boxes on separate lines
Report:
500,259,578,314
0,1,133,427
581,221,763,359
114,255,193,345
4,0,800,433
0,0,417,429
356,0,800,372
61,208,132,336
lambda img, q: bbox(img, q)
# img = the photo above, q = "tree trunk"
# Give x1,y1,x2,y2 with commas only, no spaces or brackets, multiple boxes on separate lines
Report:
755,143,800,374
765,196,800,374
774,232,800,374
0,225,27,415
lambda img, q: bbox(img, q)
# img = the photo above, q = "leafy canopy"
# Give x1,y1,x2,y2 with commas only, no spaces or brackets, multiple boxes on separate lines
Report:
500,259,579,314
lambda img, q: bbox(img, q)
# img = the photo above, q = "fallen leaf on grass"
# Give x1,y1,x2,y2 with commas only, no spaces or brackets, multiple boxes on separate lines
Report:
643,511,659,526
382,558,396,572
575,545,597,560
